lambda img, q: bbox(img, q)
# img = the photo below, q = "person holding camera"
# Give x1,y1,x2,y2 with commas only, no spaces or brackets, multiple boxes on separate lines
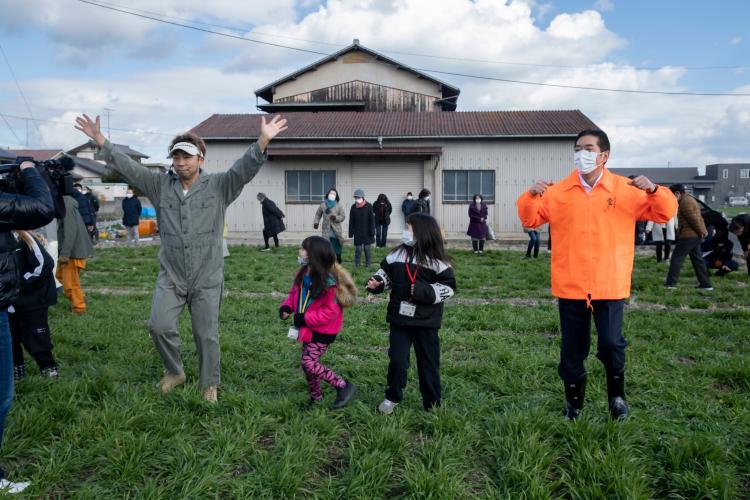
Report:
0,159,54,492
75,113,287,403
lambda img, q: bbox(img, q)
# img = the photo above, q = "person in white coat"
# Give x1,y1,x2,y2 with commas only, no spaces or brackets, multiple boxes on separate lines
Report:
646,215,676,263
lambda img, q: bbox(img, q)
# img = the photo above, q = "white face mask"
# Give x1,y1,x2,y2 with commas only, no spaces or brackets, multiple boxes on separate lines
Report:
407,195,413,200
355,197,363,204
574,150,600,174
402,229,415,246
475,198,481,204
424,196,430,201
328,194,336,201
126,193,133,198
297,255,307,266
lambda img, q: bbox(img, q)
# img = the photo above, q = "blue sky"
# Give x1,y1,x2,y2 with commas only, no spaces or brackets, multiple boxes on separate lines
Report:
0,0,748,167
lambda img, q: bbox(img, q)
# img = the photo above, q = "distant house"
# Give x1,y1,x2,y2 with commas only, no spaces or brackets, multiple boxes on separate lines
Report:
68,140,148,163
610,167,716,202
612,164,750,206
189,40,598,239
704,164,750,204
7,149,62,162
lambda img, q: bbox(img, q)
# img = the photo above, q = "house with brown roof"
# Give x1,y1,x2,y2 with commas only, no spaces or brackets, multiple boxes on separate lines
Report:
190,41,598,240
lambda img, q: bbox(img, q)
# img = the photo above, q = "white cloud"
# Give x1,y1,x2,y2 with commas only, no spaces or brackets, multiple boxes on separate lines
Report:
0,0,299,65
0,0,748,168
594,0,615,13
731,36,742,45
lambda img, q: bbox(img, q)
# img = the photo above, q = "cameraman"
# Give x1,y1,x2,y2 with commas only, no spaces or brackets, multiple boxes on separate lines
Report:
0,160,54,491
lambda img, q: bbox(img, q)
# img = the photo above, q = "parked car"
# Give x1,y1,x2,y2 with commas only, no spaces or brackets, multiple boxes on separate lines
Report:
728,196,749,207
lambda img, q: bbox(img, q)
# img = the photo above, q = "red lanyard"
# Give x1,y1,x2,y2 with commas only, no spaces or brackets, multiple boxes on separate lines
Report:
405,262,419,299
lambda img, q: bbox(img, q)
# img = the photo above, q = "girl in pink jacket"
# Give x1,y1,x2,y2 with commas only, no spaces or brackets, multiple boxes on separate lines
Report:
280,236,357,409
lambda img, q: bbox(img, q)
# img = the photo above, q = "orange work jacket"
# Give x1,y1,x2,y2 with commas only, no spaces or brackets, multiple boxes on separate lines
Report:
516,168,678,301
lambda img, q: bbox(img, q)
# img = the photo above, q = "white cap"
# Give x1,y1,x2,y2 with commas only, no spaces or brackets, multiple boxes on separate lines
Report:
169,142,203,158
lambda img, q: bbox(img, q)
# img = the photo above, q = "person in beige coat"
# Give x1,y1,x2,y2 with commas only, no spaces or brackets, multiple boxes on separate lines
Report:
313,188,346,263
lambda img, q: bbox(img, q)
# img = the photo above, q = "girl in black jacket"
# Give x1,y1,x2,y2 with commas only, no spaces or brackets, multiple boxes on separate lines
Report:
9,231,58,379
366,213,456,413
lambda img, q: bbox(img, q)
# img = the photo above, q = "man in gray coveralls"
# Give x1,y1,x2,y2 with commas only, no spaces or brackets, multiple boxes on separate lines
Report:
74,113,288,402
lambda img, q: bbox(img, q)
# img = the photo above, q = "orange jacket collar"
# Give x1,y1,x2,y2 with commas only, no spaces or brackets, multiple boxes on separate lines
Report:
560,167,615,193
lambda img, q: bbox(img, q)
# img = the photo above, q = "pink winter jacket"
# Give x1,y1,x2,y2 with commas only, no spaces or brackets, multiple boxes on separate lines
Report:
281,284,342,343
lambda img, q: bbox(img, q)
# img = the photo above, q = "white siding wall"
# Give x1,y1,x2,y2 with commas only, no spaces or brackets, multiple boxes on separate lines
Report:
202,138,573,239
436,140,572,236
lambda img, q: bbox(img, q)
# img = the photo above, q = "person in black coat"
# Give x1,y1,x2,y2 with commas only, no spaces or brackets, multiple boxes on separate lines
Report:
121,188,142,244
0,159,54,492
414,188,431,215
730,213,750,276
349,188,375,267
257,192,285,251
83,186,99,242
374,193,392,248
9,231,58,379
72,183,95,232
401,192,416,220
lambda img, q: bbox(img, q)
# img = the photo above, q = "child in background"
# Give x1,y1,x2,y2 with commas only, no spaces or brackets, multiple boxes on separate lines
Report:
9,231,59,380
280,236,358,409
366,213,456,413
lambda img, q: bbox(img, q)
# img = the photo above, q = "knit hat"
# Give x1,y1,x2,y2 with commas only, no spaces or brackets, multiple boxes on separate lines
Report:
354,188,365,198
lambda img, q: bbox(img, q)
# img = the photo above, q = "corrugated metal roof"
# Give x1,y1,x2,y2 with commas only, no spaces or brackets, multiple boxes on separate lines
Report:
267,146,441,157
191,110,597,140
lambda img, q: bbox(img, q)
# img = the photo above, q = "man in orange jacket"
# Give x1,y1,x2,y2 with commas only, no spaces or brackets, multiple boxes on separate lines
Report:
516,129,677,421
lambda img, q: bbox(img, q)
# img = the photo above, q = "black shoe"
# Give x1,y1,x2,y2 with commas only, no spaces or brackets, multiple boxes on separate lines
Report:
563,377,586,421
609,396,629,421
332,381,357,409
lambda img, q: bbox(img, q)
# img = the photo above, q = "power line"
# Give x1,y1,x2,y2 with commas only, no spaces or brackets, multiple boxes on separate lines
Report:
75,0,750,97
0,111,178,137
0,111,23,146
411,67,750,97
0,43,46,146
81,0,750,72
76,0,328,56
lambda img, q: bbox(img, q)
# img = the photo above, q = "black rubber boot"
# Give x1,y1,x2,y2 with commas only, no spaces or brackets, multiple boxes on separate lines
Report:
606,371,629,421
563,376,586,420
332,381,357,409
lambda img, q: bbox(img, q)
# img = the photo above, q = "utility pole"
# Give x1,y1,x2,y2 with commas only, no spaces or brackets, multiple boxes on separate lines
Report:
104,107,113,140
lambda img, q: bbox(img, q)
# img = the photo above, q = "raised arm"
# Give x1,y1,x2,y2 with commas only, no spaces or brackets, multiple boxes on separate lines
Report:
216,115,288,205
516,180,553,229
75,114,161,204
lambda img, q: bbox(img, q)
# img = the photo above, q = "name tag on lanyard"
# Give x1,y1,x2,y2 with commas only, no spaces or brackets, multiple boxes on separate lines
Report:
399,261,419,317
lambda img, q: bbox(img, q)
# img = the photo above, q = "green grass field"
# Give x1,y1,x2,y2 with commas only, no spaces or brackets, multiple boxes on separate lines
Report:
5,244,749,498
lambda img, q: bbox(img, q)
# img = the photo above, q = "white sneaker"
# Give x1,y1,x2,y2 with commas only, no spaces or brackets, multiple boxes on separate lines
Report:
378,399,398,414
0,478,30,494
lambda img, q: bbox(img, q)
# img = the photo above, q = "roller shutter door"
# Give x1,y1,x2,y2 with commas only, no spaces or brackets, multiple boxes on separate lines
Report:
352,161,423,231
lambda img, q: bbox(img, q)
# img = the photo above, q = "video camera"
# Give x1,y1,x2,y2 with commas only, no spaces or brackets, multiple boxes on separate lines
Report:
0,156,76,218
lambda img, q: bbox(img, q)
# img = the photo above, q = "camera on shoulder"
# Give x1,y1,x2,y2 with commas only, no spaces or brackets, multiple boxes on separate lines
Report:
0,156,76,218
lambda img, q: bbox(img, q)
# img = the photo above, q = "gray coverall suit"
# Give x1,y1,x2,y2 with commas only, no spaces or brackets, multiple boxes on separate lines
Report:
100,140,266,387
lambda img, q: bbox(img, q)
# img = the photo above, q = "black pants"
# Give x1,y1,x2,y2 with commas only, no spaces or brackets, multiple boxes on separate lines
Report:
656,240,671,262
9,308,56,370
471,240,485,252
385,324,441,410
665,237,712,287
375,223,389,248
558,299,626,383
262,230,279,248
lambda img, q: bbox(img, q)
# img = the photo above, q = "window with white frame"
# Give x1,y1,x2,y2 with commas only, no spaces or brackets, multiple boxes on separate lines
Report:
723,169,729,179
286,170,336,202
740,169,750,179
443,170,495,202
